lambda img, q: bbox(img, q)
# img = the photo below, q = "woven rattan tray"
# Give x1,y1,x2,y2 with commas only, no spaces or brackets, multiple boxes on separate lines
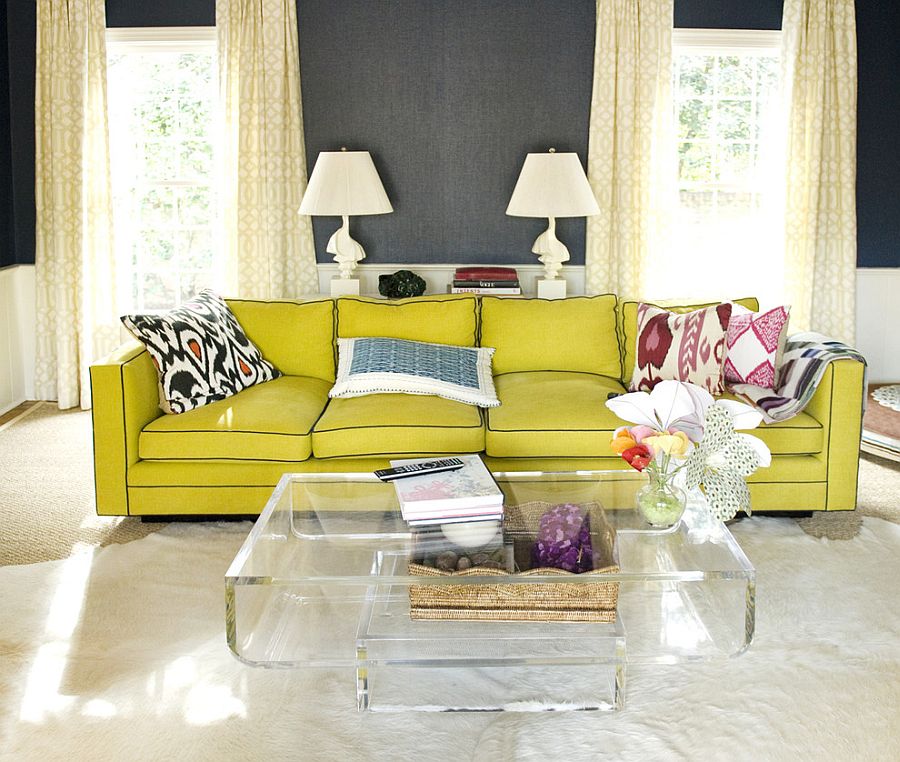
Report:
408,501,619,622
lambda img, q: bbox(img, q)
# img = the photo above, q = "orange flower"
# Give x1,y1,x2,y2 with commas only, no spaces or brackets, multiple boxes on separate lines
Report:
610,427,637,455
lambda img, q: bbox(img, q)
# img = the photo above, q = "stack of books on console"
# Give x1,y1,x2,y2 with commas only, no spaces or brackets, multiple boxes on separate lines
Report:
389,455,505,527
451,266,520,295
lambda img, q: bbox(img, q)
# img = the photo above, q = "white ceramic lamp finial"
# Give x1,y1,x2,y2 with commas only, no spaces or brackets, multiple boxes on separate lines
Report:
299,149,393,281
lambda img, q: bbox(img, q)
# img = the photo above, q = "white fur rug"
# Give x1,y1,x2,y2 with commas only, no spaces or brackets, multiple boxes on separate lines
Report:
1,518,899,762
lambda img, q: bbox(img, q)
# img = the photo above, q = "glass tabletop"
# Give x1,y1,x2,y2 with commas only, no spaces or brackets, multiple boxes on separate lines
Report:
226,470,755,670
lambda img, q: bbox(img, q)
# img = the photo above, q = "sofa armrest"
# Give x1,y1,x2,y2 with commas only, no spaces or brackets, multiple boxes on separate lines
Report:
89,341,162,516
804,357,866,511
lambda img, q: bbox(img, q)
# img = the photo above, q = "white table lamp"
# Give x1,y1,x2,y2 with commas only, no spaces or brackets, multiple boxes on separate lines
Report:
299,148,393,294
506,148,600,298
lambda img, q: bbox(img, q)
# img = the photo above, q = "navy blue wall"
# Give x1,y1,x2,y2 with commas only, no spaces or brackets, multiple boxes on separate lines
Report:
0,1,898,269
855,1,900,268
297,0,594,265
0,0,13,264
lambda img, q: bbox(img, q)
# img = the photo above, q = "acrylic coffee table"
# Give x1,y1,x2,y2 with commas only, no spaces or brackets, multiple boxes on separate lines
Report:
225,470,755,712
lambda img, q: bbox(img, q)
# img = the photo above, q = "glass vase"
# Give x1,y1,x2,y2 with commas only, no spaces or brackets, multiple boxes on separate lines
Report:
636,480,687,529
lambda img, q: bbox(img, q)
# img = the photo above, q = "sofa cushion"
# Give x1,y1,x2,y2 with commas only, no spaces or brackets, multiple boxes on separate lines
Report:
619,297,759,384
227,298,336,381
139,375,331,462
480,294,620,376
337,295,479,346
486,374,823,459
486,371,627,458
312,394,484,458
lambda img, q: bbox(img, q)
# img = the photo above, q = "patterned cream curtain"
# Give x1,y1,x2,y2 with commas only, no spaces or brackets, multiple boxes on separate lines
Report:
585,0,673,297
34,0,119,410
217,0,318,298
782,0,857,343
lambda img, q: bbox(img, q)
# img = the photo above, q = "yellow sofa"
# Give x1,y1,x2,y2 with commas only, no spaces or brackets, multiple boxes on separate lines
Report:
90,293,865,517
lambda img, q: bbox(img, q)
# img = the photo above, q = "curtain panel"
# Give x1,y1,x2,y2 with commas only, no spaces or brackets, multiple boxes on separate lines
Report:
584,0,674,298
782,0,858,344
217,0,318,299
34,0,119,410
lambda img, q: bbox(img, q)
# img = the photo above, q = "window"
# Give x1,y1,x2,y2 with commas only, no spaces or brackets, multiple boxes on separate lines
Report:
646,30,784,305
107,28,221,312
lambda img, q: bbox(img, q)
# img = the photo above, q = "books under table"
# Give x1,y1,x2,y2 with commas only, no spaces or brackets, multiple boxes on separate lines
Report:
389,455,504,525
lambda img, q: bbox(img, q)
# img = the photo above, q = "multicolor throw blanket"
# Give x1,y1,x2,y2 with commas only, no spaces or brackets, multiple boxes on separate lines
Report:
730,332,867,423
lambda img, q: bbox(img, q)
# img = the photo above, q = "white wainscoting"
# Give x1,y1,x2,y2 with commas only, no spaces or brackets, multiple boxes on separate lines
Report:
0,264,36,414
1,264,897,412
315,262,586,298
855,268,900,383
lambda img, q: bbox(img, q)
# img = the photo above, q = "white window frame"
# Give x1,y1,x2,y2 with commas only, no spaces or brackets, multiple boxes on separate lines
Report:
106,27,220,313
106,26,217,53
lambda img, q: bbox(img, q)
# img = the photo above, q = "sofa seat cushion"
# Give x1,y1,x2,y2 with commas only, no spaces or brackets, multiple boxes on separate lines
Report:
717,392,823,454
486,371,627,458
312,394,484,458
139,375,331,462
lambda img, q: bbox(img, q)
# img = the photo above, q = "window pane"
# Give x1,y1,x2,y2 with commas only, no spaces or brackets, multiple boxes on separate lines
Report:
178,187,212,226
717,143,754,185
176,230,214,270
140,187,176,227
717,100,753,141
142,233,176,267
678,142,714,183
679,99,712,140
717,56,754,97
141,272,177,311
144,141,179,181
678,55,715,96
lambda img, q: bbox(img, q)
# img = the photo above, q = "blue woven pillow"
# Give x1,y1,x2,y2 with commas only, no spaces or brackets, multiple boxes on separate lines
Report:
330,337,500,407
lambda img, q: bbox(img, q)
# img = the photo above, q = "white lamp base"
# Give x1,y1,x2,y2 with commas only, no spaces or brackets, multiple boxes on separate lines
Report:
330,277,360,297
537,278,567,300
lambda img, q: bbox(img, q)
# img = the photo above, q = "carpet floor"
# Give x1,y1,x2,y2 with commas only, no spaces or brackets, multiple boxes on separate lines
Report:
0,517,898,761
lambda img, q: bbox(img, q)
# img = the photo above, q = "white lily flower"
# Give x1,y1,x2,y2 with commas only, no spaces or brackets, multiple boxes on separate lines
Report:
606,380,713,442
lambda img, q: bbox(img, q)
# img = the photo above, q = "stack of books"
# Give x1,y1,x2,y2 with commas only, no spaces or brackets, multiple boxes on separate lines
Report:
390,455,504,526
451,266,521,295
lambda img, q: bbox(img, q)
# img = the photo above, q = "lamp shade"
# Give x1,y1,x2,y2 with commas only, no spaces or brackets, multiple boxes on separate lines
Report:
506,151,600,218
299,150,393,216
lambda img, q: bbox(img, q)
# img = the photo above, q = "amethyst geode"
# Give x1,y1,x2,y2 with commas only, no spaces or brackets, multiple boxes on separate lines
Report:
531,503,594,573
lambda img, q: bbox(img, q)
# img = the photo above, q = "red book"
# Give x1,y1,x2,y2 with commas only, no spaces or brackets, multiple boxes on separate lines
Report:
454,266,518,281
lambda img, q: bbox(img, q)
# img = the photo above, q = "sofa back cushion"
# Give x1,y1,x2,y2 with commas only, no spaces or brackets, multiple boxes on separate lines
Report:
480,295,620,376
337,295,479,346
227,298,336,381
618,297,759,383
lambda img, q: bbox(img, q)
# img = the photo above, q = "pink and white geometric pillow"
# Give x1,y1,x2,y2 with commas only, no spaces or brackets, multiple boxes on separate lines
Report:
723,304,790,390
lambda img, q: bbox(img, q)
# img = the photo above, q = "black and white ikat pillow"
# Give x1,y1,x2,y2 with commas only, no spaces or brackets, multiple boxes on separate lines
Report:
121,290,281,414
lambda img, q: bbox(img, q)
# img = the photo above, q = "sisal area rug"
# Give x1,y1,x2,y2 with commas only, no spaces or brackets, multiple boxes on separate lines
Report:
0,403,163,566
0,517,898,760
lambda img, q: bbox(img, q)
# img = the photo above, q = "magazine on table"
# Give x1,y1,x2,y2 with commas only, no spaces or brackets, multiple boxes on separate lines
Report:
389,454,504,521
